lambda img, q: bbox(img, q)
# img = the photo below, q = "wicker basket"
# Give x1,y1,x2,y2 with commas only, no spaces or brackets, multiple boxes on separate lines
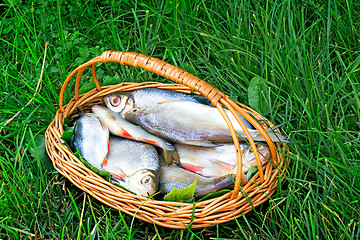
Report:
45,51,289,229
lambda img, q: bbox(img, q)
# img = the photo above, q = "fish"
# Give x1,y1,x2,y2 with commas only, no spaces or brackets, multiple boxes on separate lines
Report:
92,105,179,165
71,113,110,170
103,88,212,117
102,136,160,196
159,163,248,198
125,100,287,146
175,143,270,177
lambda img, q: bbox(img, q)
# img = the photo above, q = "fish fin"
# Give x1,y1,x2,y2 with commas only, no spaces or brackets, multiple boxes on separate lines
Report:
163,148,180,166
119,127,133,138
111,168,128,182
111,173,125,182
196,174,244,198
262,130,289,143
98,118,108,130
248,128,289,143
100,157,108,168
179,140,217,147
106,112,117,121
181,163,205,174
210,159,235,173
143,139,159,145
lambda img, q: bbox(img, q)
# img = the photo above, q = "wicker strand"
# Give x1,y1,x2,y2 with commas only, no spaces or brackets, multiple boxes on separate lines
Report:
46,51,289,229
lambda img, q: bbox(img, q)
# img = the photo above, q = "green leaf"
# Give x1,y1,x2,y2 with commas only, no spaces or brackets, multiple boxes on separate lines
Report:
197,189,231,202
75,149,111,182
79,45,90,59
60,121,75,143
163,0,174,14
246,166,259,180
49,66,59,73
103,73,121,86
248,76,271,116
79,80,96,95
163,178,197,203
27,133,54,170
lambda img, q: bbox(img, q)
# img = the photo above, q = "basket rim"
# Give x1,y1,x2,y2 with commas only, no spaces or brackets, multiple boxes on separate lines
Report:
45,51,290,228
45,82,289,229
58,51,280,193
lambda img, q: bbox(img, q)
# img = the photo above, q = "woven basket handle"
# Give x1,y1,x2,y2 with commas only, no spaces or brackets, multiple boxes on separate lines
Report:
58,50,278,199
59,51,228,111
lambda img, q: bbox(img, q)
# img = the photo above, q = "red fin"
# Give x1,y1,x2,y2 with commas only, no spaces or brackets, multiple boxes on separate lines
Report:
119,127,132,138
101,158,108,168
108,114,116,121
212,160,235,173
181,163,204,174
143,139,158,145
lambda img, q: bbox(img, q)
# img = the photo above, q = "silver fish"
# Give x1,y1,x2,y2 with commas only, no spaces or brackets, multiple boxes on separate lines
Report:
102,136,160,196
125,101,286,146
175,143,270,177
159,163,248,198
92,105,179,165
71,113,110,170
103,88,211,117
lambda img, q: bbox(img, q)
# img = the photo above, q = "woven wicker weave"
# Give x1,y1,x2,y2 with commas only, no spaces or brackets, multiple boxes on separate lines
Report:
45,51,288,229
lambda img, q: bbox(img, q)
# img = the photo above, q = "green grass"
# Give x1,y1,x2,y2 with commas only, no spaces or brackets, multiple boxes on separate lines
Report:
1,0,360,238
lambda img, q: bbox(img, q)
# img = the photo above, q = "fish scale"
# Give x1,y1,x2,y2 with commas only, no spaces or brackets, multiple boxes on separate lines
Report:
103,136,160,197
92,105,179,165
175,143,270,177
104,88,212,116
159,162,249,198
71,113,110,170
125,100,287,146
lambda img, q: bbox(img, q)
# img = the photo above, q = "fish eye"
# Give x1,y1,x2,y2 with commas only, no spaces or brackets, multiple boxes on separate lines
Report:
110,96,121,107
141,175,152,185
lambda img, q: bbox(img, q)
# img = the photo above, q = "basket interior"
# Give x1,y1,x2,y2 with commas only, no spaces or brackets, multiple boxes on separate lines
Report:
45,82,288,229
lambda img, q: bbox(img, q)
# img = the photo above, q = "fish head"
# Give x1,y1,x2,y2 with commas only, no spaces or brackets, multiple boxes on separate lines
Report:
242,143,270,166
127,169,159,197
104,93,134,116
124,107,143,124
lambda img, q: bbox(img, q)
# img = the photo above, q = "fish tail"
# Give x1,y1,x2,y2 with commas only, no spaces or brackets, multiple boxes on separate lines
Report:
195,174,248,197
163,148,180,166
252,130,288,143
217,173,248,187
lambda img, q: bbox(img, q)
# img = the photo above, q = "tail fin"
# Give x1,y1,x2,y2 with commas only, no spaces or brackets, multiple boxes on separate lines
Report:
162,148,180,166
238,129,289,143
195,174,248,198
252,130,289,143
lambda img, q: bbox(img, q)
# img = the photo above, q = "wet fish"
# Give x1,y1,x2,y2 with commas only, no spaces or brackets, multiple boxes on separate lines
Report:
175,143,270,177
159,163,248,198
71,113,110,170
103,88,211,117
102,136,160,196
125,101,287,146
92,105,179,165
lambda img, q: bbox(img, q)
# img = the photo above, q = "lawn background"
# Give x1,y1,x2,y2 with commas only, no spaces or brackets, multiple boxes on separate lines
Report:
1,0,360,239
